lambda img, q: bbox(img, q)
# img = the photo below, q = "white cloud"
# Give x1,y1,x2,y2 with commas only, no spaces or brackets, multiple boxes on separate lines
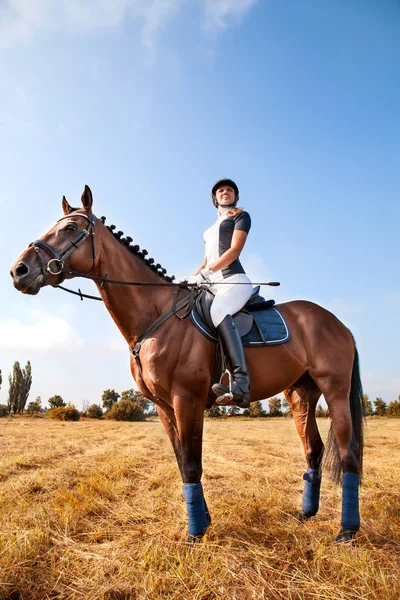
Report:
0,313,83,352
0,0,183,55
0,0,259,53
133,0,183,55
203,0,259,29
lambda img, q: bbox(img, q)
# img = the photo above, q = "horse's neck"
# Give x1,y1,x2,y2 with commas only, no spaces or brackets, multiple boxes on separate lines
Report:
93,231,171,346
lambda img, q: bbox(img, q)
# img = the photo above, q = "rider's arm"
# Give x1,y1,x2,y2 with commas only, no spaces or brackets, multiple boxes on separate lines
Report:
208,230,248,273
193,253,207,275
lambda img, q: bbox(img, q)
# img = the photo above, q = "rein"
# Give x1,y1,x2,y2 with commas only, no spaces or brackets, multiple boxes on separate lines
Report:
29,210,280,301
54,268,280,301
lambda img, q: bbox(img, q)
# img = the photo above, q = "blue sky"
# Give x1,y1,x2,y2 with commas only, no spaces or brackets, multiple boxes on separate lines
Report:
0,0,399,409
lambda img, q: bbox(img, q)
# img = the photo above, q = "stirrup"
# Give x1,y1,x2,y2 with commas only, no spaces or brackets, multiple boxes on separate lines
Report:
215,390,250,408
213,369,234,404
213,369,250,407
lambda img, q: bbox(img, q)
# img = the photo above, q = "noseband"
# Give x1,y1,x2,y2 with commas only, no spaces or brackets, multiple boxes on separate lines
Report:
29,213,97,285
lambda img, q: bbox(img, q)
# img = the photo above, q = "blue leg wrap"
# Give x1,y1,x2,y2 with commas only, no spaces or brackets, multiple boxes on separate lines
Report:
302,468,322,516
203,496,212,527
183,483,209,537
341,472,360,531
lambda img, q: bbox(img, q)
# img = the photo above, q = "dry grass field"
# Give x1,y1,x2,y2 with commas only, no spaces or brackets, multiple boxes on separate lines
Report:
0,417,399,600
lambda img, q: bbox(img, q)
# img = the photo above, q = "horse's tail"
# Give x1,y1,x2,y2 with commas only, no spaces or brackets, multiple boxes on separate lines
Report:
324,344,364,484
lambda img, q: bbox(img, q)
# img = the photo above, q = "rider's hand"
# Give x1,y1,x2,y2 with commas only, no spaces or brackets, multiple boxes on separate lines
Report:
176,276,190,284
200,268,214,282
186,269,214,285
186,273,203,285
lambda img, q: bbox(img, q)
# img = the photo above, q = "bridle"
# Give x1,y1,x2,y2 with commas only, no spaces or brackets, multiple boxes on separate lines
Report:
29,212,97,285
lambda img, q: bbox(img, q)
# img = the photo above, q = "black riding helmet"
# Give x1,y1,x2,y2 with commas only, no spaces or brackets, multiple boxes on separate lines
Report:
211,178,239,208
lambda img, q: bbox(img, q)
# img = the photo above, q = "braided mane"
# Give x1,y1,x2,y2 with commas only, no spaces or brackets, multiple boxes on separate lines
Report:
100,216,175,283
67,205,175,282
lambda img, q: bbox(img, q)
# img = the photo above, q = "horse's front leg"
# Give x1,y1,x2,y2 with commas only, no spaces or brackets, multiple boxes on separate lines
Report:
158,390,210,540
156,402,184,475
176,389,211,540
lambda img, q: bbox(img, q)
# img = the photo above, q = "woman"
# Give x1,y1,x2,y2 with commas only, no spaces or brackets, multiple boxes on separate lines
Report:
184,178,253,407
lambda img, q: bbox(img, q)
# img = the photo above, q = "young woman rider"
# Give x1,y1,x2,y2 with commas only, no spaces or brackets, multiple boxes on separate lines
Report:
183,178,253,407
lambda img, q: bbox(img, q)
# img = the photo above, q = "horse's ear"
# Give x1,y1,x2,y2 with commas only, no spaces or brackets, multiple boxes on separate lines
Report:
62,195,72,215
81,185,93,211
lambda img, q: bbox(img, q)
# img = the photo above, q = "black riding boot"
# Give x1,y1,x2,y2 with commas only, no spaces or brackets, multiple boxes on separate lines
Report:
212,315,250,408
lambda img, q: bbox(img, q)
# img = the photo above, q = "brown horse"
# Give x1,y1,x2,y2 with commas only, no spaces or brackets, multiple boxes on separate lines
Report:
10,186,364,542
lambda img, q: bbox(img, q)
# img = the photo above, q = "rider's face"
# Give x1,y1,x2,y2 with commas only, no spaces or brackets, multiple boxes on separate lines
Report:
215,186,236,207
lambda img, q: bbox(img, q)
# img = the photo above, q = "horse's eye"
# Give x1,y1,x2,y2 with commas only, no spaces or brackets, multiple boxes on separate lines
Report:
64,224,76,232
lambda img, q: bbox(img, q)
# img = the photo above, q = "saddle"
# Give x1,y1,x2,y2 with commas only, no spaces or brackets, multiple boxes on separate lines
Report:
191,286,289,346
188,286,290,408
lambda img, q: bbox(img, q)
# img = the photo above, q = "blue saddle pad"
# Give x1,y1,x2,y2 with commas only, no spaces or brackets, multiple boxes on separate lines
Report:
190,302,290,347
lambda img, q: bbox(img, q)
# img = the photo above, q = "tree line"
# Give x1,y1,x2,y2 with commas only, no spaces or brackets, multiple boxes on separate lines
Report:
0,361,159,421
1,363,400,420
206,394,400,418
10,388,156,422
362,394,400,417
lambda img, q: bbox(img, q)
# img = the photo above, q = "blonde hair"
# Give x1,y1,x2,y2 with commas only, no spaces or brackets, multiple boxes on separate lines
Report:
226,207,244,217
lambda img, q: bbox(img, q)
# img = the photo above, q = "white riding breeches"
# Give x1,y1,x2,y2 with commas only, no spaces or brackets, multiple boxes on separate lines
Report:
209,273,254,327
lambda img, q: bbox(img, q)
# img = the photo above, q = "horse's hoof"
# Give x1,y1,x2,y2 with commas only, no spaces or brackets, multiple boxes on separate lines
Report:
335,528,358,543
186,535,203,544
296,510,314,522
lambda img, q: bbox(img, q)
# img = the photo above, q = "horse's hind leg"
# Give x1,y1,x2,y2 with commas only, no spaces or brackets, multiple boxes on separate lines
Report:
323,392,361,541
314,350,364,542
284,373,324,520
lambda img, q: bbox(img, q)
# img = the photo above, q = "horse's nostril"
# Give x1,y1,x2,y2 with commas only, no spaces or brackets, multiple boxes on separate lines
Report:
15,262,29,277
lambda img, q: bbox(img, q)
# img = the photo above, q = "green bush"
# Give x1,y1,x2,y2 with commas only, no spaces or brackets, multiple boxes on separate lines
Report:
248,401,266,418
86,404,103,419
48,405,80,421
105,398,145,421
204,406,224,418
386,400,400,417
26,396,43,414
48,395,66,408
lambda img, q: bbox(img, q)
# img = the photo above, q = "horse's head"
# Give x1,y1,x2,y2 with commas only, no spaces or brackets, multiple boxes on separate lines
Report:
11,185,97,295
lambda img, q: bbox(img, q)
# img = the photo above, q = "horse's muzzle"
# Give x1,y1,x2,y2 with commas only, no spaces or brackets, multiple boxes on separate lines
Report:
10,259,43,295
